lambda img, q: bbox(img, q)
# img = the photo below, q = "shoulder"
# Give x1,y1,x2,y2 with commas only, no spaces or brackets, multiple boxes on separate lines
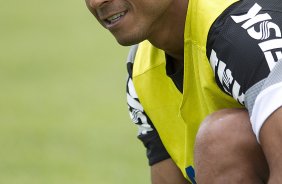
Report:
126,44,139,77
127,44,139,65
206,0,282,102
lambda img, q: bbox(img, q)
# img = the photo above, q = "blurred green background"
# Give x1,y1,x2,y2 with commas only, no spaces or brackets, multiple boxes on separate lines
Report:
0,1,149,183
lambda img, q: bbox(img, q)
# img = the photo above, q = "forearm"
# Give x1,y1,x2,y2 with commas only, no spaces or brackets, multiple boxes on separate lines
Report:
151,158,191,184
260,107,282,183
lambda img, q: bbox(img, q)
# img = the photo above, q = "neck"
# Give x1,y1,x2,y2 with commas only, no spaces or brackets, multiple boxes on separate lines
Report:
147,0,188,63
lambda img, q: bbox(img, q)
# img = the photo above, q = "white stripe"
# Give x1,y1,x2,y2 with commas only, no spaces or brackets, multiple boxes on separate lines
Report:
231,3,262,24
127,78,138,98
250,82,282,142
242,13,271,29
127,93,144,111
218,60,226,85
264,51,278,70
259,39,282,51
210,49,218,72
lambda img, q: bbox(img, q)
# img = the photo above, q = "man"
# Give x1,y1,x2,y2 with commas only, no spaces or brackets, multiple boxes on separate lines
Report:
85,0,282,183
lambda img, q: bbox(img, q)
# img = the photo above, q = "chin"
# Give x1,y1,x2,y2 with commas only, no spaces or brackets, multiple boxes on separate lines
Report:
114,34,146,46
115,38,139,46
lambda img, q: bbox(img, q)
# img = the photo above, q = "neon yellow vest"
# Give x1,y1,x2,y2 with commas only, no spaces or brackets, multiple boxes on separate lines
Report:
132,0,242,180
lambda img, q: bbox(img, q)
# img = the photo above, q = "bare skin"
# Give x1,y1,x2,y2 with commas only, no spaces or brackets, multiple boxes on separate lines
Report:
85,0,188,183
260,107,282,183
151,159,191,184
194,109,269,184
85,0,282,183
85,0,188,64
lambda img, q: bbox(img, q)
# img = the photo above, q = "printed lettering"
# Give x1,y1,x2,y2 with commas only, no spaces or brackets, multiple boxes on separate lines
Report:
127,78,153,135
259,39,282,51
218,60,227,85
231,3,282,70
210,49,219,71
241,13,271,29
231,3,263,24
223,69,233,91
264,51,282,70
209,50,244,104
232,81,244,104
247,21,282,40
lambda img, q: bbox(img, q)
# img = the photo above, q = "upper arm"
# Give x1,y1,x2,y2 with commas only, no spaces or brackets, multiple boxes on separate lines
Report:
207,1,282,141
126,45,171,165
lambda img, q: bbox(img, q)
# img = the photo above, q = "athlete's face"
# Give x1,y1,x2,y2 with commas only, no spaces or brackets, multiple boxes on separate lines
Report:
85,0,173,46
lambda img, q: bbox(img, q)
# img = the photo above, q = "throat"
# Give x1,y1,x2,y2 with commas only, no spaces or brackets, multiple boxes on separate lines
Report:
165,54,184,93
165,54,184,74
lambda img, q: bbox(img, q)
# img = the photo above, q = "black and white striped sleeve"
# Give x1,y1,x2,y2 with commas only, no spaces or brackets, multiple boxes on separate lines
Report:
126,45,170,165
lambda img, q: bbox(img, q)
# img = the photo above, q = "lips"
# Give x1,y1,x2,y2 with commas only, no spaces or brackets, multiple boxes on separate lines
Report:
102,11,127,27
106,12,125,23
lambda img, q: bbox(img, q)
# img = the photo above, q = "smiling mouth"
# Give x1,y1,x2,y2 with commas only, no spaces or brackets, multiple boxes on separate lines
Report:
103,11,126,26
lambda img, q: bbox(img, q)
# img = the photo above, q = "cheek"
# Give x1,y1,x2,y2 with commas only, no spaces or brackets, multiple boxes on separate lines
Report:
112,26,149,46
108,8,154,45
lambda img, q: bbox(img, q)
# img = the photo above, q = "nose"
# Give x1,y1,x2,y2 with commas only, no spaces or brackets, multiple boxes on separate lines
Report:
87,0,111,9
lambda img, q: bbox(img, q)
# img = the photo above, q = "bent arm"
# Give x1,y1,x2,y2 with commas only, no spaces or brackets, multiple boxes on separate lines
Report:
260,107,282,183
126,46,189,183
127,75,189,183
151,159,191,184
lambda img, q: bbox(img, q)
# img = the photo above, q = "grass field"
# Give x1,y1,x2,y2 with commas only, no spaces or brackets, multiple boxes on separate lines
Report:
0,1,149,183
